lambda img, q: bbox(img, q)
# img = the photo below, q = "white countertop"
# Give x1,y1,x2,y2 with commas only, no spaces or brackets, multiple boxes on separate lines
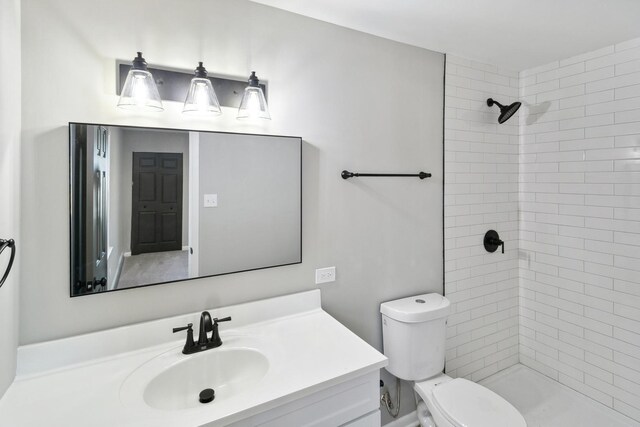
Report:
0,290,387,426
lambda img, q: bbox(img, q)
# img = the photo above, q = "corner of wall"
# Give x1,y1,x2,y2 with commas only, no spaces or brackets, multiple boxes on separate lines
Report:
444,54,520,382
0,0,21,399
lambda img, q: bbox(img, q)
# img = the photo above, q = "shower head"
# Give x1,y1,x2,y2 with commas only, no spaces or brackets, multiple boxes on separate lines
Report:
487,98,521,124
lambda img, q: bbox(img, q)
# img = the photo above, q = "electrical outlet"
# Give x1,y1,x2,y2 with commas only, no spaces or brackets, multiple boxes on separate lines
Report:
203,194,218,208
315,266,336,284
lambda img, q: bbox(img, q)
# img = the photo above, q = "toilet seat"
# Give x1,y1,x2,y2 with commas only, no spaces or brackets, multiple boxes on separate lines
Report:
416,378,526,427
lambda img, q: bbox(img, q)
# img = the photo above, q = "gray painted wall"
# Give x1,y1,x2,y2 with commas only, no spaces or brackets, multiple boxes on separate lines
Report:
20,0,443,420
0,0,20,399
197,132,301,276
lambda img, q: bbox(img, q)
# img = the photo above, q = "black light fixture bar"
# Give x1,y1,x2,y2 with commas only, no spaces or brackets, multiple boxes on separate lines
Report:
341,170,432,180
116,62,267,109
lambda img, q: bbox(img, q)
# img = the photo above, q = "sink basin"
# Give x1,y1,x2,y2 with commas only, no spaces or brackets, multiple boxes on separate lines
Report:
121,346,269,411
145,348,268,410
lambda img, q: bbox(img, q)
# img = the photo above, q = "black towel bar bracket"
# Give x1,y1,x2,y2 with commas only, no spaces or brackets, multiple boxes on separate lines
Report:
0,238,16,289
341,170,432,180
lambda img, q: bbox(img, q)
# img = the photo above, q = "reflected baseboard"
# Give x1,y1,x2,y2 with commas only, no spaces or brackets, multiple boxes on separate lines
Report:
123,246,189,258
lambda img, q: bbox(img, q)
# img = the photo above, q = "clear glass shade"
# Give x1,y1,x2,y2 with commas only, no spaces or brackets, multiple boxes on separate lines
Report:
237,86,271,120
183,78,222,115
117,69,163,111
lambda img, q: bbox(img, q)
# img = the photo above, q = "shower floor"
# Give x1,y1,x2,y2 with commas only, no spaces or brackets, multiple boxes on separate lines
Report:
480,364,637,427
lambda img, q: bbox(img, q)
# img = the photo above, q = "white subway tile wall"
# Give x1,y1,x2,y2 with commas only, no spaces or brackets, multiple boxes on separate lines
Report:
444,56,520,381
519,38,640,423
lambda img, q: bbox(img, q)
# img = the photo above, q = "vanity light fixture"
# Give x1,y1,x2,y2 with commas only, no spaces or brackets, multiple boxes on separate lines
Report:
116,57,270,116
182,62,222,115
237,71,271,120
117,52,163,111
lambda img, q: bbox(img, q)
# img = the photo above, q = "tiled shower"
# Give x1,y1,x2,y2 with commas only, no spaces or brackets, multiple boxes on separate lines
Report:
445,38,640,423
444,55,520,381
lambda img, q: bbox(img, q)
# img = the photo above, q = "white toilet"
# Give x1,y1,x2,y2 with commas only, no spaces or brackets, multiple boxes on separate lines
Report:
380,293,526,427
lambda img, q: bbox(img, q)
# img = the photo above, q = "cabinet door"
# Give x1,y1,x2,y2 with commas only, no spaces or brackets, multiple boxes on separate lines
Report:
342,411,381,427
224,372,380,427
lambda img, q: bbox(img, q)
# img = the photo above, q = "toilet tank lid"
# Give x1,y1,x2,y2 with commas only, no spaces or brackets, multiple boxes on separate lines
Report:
380,294,450,323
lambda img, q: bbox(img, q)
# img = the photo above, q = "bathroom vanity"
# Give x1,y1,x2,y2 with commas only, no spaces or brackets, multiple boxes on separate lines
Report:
0,290,387,426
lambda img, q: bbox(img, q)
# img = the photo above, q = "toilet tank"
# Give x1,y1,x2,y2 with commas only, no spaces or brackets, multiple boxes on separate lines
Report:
380,294,450,381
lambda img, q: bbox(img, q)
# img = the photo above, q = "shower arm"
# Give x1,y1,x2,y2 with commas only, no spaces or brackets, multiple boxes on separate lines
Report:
487,98,505,108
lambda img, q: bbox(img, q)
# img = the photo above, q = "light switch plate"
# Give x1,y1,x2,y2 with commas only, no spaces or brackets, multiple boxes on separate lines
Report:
204,194,218,208
315,266,336,284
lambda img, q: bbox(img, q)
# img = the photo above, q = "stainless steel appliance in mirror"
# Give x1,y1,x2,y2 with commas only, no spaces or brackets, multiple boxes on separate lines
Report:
69,123,301,296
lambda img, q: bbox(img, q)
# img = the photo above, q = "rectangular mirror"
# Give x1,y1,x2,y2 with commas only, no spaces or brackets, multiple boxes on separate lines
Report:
69,123,301,296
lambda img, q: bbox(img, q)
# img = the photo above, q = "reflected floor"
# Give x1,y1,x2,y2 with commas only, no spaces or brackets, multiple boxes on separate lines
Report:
480,364,637,427
117,250,188,289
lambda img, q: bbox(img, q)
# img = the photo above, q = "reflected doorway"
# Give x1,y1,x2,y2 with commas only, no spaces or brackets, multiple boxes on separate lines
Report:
131,152,183,255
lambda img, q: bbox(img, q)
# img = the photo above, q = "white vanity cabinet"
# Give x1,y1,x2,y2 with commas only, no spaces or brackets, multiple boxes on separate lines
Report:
0,291,387,427
226,371,381,427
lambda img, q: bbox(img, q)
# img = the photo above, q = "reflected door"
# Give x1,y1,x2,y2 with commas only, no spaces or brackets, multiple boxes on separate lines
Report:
92,127,109,284
70,125,109,294
131,152,183,255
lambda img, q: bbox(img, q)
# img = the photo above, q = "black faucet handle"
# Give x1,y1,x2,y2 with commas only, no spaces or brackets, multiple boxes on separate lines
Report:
173,323,196,354
210,316,231,348
173,323,193,333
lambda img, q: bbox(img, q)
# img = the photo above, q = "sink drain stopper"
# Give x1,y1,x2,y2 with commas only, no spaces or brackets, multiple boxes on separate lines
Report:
199,388,215,404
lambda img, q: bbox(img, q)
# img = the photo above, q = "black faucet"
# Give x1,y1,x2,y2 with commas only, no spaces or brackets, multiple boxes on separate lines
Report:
198,311,213,346
173,312,232,355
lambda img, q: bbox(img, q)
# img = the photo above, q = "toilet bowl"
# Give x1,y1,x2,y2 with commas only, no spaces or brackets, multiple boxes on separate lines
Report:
380,294,526,427
414,373,525,427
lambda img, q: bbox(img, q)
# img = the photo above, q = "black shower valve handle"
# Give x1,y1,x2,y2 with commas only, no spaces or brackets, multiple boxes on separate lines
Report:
483,230,504,254
489,236,505,253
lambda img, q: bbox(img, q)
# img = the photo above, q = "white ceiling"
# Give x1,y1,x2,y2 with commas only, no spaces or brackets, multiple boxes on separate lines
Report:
250,0,640,71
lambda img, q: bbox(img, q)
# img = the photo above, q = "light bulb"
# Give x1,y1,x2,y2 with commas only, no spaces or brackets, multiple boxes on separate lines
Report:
183,62,221,115
131,74,150,106
237,71,271,120
117,52,163,111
